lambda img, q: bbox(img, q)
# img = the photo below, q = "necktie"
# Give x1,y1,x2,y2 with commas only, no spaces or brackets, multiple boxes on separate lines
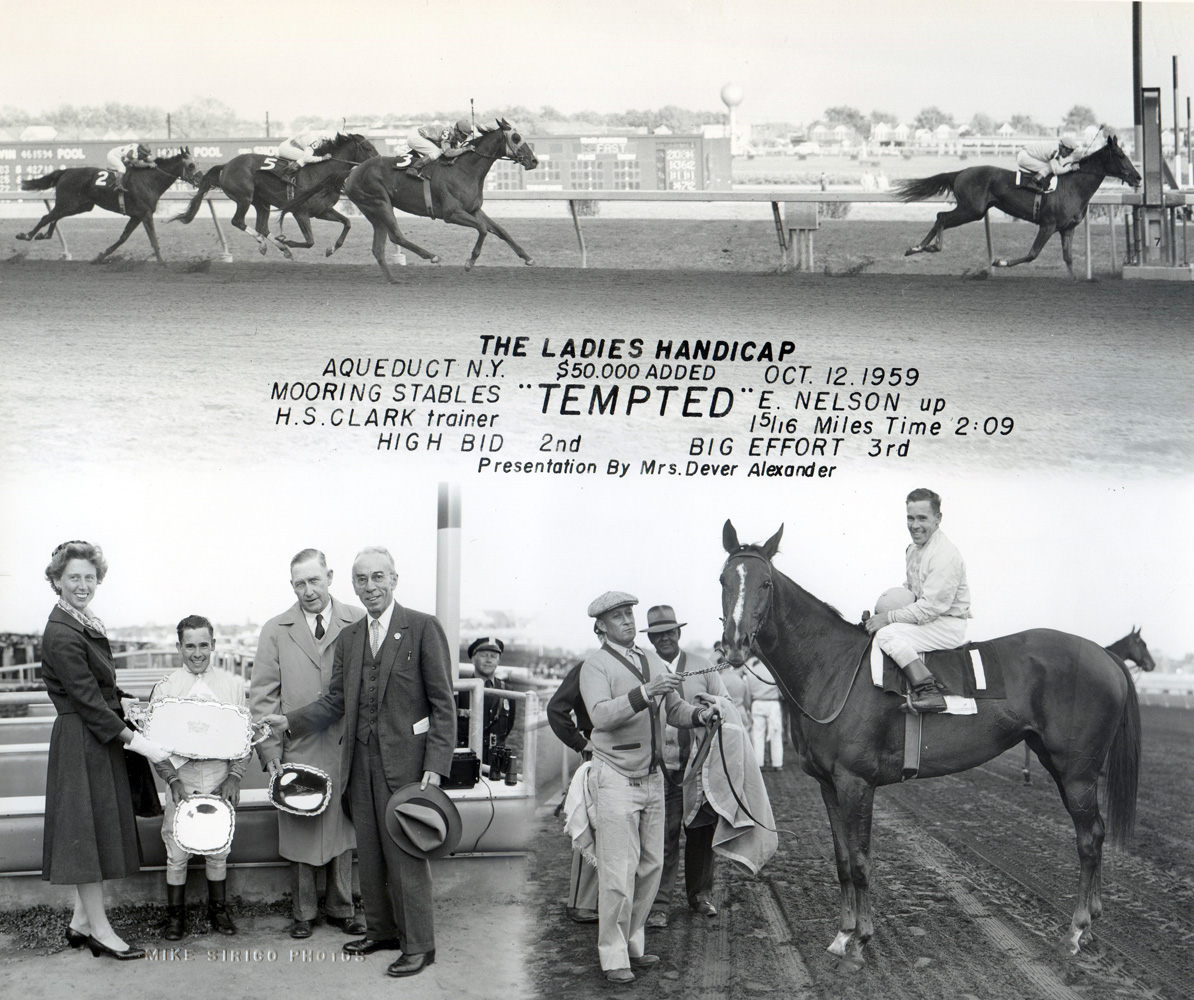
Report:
370,618,381,656
314,613,325,640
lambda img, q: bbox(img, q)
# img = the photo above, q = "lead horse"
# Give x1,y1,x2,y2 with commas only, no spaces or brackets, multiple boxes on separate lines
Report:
16,149,200,263
284,119,539,283
171,133,379,258
895,131,1140,275
719,521,1140,970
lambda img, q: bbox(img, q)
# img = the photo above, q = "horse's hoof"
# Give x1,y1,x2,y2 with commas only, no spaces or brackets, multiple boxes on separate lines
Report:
992,259,1008,268
14,233,29,241
258,244,268,256
524,258,535,266
463,261,475,272
325,248,335,257
34,233,51,241
904,247,919,256
826,931,852,958
429,255,441,265
824,949,865,974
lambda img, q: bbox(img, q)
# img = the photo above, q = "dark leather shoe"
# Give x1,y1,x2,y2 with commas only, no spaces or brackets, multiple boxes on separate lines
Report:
565,906,598,924
343,936,401,956
604,968,635,983
386,949,435,977
629,953,660,968
65,927,89,948
645,909,669,929
694,899,718,917
86,936,145,960
289,920,313,939
326,914,367,935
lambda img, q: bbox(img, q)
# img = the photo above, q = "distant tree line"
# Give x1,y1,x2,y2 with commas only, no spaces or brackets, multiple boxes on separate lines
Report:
821,104,1101,136
0,100,728,138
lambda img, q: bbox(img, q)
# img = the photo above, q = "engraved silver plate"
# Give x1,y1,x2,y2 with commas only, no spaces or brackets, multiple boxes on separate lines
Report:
138,697,260,759
173,794,236,855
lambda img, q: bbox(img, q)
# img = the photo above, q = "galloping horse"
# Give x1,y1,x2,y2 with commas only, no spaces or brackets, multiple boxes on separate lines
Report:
171,133,379,258
719,521,1140,970
284,119,538,283
15,149,201,263
1021,627,1153,783
895,132,1140,275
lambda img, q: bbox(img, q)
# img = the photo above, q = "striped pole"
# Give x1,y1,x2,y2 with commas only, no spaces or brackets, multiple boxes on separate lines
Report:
436,483,462,683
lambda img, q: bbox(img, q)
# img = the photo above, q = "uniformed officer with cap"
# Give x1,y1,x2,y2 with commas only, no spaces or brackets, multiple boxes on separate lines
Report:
578,591,718,985
467,636,515,766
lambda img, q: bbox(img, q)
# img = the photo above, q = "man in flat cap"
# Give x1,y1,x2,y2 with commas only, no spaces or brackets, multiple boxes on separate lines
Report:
579,592,718,985
642,605,730,929
467,636,516,769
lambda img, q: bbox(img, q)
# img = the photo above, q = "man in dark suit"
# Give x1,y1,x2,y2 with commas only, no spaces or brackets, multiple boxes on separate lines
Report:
261,546,455,978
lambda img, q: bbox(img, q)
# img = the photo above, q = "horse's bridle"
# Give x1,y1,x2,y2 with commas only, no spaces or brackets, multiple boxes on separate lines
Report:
722,548,775,654
467,127,531,164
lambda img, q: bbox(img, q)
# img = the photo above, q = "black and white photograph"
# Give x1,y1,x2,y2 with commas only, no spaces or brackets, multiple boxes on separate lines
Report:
1,2,1192,999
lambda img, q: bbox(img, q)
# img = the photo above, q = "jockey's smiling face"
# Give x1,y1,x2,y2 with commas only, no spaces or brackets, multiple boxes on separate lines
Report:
906,500,941,547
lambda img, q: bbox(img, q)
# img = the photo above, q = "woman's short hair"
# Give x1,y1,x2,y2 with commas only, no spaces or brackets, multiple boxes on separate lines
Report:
45,540,108,593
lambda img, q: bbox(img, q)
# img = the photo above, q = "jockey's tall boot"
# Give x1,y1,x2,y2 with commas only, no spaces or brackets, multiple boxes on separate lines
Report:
406,155,434,179
900,658,947,714
207,878,237,935
163,881,186,941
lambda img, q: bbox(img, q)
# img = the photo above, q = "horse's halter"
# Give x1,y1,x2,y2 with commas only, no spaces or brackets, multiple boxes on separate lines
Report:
721,548,775,654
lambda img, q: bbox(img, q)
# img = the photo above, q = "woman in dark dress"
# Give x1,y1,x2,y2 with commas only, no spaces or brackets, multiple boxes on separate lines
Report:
41,540,171,960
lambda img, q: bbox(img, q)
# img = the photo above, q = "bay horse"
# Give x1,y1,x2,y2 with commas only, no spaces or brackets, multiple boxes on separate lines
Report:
15,149,201,263
895,131,1140,276
719,521,1140,970
1021,627,1153,783
171,133,379,258
284,119,538,283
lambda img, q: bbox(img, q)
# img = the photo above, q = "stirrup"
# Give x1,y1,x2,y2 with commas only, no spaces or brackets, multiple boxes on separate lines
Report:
900,683,946,715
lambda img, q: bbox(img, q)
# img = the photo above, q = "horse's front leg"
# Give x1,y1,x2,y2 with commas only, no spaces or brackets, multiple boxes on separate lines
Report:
834,772,876,971
474,209,535,265
93,216,142,263
313,208,351,256
1059,226,1078,279
442,209,489,270
818,781,857,959
993,224,1055,268
141,215,165,264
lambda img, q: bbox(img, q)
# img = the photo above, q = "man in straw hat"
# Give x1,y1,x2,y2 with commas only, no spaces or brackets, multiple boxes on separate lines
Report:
261,546,456,978
579,592,719,984
250,548,364,940
642,604,730,929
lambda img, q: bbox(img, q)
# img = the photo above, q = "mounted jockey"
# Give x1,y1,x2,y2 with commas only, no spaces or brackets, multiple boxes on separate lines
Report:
104,142,154,193
1015,133,1083,190
276,128,338,176
402,119,474,178
864,488,971,714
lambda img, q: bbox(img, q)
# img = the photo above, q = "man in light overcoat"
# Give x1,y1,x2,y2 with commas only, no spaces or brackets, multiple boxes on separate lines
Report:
250,548,364,939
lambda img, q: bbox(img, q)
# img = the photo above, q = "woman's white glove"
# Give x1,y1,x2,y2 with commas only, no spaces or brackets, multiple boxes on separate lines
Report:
127,731,171,763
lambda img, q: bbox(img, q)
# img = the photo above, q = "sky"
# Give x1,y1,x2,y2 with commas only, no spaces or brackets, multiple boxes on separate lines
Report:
3,1,1193,128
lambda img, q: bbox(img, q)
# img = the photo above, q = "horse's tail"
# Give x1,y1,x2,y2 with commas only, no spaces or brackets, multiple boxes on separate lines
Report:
21,171,66,191
170,165,223,223
893,172,959,203
1103,656,1141,849
280,175,343,217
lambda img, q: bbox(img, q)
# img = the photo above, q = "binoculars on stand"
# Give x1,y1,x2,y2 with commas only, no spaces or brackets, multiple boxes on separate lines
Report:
488,745,519,785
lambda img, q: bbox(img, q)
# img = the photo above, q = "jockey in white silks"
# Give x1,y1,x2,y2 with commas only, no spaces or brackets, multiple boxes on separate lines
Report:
104,143,154,192
1015,132,1090,185
402,119,474,178
276,129,338,175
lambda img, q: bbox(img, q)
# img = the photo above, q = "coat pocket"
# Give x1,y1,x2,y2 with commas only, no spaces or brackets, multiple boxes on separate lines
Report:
612,743,641,751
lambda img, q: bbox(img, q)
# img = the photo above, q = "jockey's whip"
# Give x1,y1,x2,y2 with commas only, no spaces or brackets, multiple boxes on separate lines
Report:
470,98,475,133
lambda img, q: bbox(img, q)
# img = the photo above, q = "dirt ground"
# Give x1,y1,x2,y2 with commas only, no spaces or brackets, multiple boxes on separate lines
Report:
527,705,1193,1000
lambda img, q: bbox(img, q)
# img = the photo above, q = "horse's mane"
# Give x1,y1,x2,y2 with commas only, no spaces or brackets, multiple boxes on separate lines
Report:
314,132,367,156
727,545,864,634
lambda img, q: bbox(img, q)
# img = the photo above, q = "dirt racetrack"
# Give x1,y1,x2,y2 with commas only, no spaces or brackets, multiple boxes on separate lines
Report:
528,705,1194,1000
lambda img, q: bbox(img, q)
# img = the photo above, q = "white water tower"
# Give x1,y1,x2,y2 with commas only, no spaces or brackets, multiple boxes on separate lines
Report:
721,83,744,156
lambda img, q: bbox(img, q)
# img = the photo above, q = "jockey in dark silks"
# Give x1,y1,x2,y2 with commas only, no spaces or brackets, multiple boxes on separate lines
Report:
403,119,474,178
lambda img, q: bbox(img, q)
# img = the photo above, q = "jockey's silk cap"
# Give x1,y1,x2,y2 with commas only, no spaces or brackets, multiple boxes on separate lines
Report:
587,591,638,618
455,118,472,133
640,605,687,634
874,587,916,614
468,636,504,659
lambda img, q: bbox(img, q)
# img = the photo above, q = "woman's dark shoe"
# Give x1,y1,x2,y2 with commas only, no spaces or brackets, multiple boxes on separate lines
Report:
65,927,89,949
86,936,145,960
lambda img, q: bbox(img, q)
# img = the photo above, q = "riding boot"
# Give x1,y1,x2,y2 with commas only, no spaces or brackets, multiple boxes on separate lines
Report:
406,155,434,179
900,658,947,714
164,882,186,941
206,878,237,935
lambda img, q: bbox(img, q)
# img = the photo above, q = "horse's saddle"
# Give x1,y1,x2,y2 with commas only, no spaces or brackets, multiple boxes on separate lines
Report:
1015,170,1058,194
872,640,1007,701
260,159,297,180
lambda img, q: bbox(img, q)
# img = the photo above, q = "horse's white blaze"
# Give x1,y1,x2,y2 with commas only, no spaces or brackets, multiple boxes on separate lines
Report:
731,564,747,644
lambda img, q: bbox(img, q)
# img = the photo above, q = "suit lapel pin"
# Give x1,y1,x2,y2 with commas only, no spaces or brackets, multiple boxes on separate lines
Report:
393,632,402,642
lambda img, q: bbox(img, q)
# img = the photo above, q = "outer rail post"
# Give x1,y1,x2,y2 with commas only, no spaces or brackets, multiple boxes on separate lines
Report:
1084,213,1092,281
44,199,70,260
206,199,234,262
568,200,587,268
1109,209,1118,273
771,201,790,271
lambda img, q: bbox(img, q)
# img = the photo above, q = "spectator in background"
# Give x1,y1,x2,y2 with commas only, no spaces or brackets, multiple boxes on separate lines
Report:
744,656,783,771
468,637,516,767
